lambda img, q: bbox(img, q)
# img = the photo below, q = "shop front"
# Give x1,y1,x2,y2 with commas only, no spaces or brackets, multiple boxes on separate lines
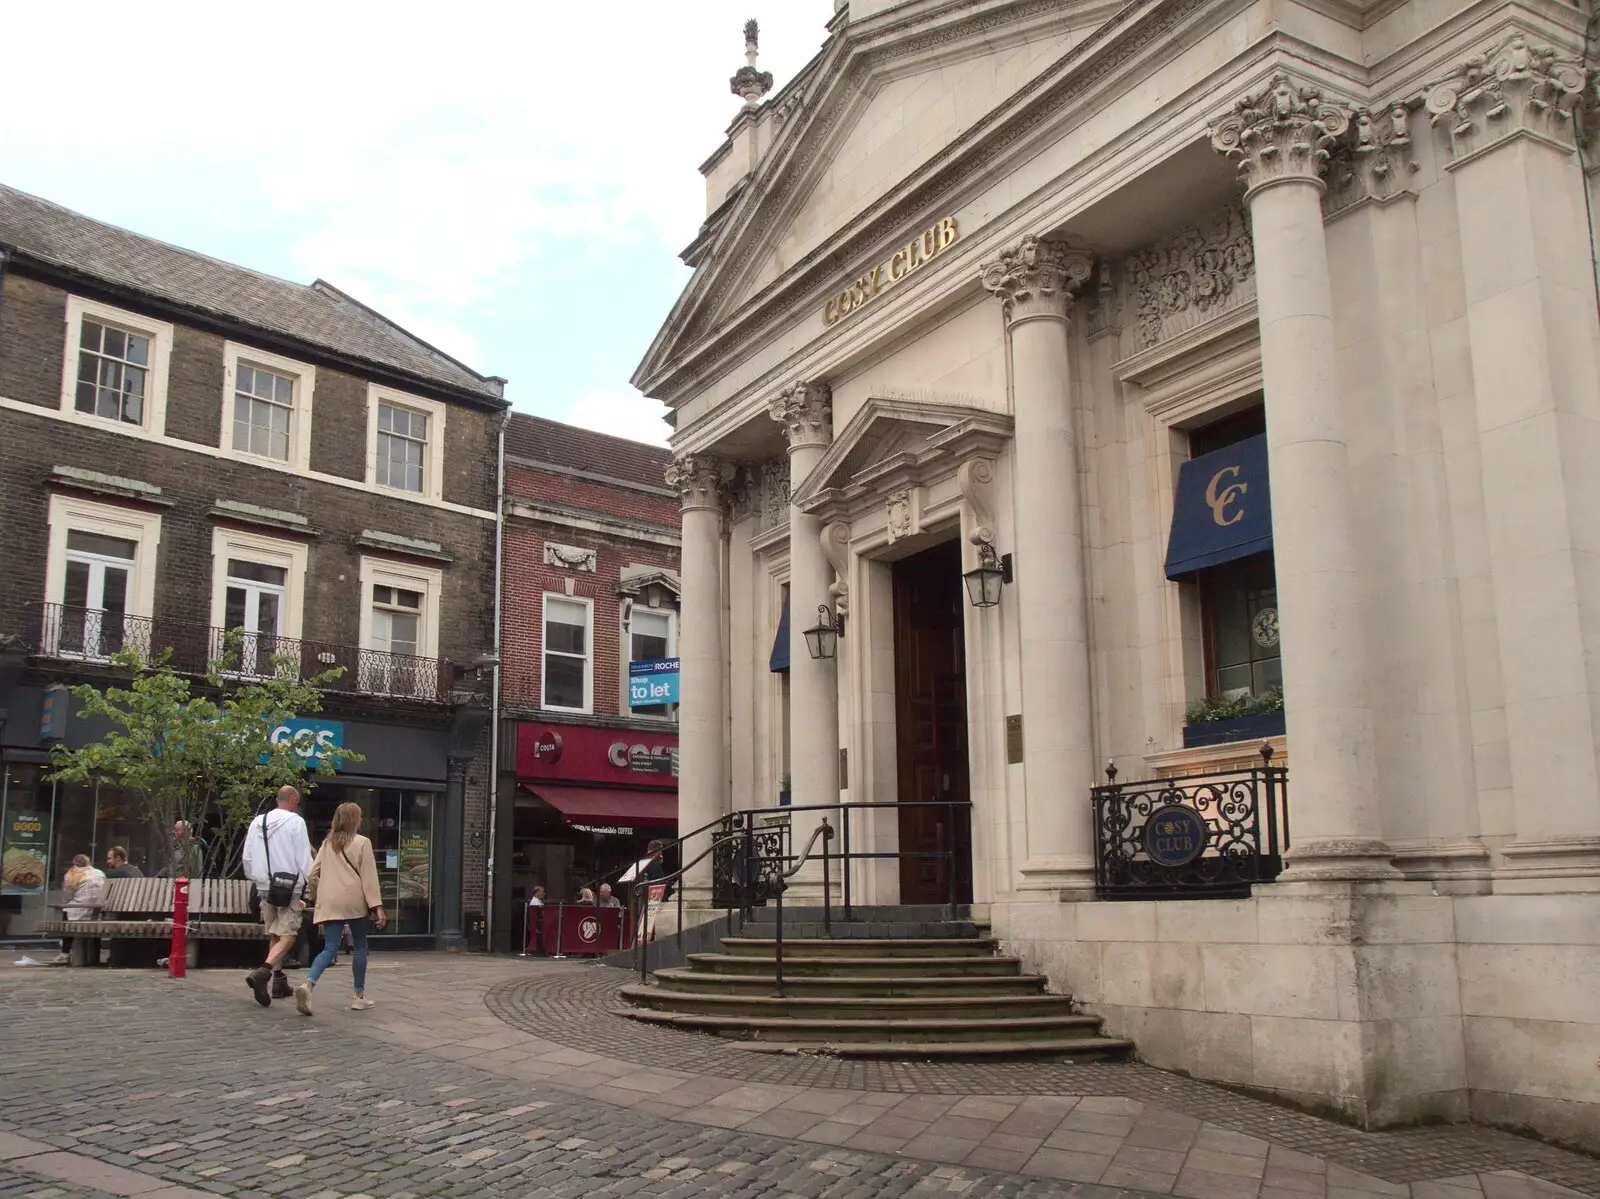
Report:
510,721,677,945
0,676,454,947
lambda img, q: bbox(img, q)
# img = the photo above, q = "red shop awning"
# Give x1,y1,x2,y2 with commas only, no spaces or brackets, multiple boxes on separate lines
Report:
519,783,677,828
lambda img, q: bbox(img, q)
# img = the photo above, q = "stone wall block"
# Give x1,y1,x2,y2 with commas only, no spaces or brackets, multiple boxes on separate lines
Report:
1458,943,1600,1023
1203,943,1341,1019
1153,897,1257,943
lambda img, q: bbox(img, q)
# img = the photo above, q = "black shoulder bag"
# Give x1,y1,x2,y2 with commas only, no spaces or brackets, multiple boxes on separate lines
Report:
261,811,299,909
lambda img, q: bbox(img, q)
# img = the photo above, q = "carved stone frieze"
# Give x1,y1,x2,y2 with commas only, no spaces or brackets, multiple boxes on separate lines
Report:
756,457,791,532
543,542,597,573
665,453,735,512
1210,72,1353,193
1083,262,1120,342
1425,34,1586,160
1120,204,1254,351
1325,105,1418,216
979,235,1094,325
769,381,833,449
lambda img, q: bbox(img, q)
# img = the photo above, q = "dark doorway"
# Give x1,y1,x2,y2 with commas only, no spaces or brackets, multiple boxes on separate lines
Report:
892,538,973,906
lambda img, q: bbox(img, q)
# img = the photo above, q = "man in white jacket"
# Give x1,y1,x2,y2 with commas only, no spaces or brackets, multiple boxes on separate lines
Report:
241,785,313,1007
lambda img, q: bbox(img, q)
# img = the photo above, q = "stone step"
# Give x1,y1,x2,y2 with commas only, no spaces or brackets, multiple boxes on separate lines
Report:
745,905,976,923
742,921,987,939
619,1007,1116,1046
618,983,1076,1021
685,952,1027,978
653,967,1049,998
732,1037,1136,1060
720,937,999,959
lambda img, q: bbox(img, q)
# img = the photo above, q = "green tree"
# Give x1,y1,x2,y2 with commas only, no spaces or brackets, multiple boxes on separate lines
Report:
49,638,362,877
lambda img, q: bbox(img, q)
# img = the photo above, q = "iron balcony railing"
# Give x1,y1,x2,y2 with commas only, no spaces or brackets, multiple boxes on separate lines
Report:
32,603,449,702
1091,743,1289,899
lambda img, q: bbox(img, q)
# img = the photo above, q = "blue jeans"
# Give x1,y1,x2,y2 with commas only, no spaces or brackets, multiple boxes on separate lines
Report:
306,918,368,993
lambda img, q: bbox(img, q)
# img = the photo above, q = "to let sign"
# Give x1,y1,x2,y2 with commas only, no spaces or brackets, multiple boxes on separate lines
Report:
628,658,680,708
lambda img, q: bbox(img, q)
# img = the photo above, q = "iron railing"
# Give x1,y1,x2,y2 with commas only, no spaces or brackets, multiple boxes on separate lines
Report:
612,798,972,998
1091,742,1288,899
32,603,450,702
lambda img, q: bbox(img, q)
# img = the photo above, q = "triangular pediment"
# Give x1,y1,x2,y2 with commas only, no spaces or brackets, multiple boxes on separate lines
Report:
634,0,1118,396
792,396,1013,515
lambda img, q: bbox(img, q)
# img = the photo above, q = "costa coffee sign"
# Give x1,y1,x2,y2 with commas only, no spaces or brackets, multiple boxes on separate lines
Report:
516,722,678,790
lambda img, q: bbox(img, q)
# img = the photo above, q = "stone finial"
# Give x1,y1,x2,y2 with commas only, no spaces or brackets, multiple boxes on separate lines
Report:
665,454,735,512
1424,34,1586,161
1210,72,1353,194
769,381,832,450
731,17,774,107
979,235,1094,326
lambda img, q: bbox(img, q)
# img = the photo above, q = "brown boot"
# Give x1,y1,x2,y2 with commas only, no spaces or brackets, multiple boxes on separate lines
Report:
245,966,272,1007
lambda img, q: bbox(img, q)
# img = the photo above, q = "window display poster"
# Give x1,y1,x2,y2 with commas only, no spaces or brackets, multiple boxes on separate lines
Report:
2,811,51,894
398,833,430,900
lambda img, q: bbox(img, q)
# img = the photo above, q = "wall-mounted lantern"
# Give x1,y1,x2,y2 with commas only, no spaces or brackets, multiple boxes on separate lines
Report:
963,542,1013,608
803,604,843,660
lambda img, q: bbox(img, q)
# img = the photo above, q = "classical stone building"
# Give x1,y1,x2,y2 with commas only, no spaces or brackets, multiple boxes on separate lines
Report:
635,2,1600,1148
0,185,506,951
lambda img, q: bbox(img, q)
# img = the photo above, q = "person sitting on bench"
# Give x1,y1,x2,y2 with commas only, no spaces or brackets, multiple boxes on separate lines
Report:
55,854,107,965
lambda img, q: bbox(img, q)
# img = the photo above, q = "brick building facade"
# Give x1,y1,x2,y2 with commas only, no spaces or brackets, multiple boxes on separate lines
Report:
0,185,507,950
492,414,679,952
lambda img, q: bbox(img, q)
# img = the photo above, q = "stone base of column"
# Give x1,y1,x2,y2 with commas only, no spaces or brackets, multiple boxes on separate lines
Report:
1388,839,1494,894
1278,838,1403,882
1017,856,1097,895
1493,836,1600,893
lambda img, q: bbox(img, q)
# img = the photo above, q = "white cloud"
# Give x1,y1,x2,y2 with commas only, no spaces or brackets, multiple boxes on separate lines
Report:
561,390,672,447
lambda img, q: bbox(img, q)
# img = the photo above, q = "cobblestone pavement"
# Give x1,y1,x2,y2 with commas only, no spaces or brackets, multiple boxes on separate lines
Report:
0,954,1592,1199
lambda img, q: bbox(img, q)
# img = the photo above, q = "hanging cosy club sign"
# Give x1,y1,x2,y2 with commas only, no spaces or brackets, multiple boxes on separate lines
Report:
822,217,960,327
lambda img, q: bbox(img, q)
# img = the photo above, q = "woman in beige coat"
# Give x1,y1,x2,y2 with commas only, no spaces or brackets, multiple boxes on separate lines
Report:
294,802,386,1015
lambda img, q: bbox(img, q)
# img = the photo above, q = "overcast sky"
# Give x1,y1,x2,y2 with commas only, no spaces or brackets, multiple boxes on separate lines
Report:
0,2,833,446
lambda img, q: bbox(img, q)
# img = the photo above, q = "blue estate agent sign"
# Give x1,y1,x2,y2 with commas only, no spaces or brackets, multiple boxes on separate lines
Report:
628,658,680,708
1143,804,1209,868
264,718,345,764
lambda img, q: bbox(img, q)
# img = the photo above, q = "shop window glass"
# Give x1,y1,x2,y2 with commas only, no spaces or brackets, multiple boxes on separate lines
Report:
300,785,436,935
543,597,590,711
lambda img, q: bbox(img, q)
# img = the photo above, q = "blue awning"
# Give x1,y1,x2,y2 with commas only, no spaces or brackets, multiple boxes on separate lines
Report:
1164,433,1274,580
769,593,790,673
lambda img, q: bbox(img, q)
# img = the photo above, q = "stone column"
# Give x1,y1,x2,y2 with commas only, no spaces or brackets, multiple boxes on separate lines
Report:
1211,73,1397,879
980,236,1097,891
666,453,733,895
1424,37,1600,883
771,383,840,817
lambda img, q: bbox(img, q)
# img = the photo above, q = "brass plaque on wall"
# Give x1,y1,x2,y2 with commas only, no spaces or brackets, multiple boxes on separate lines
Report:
1006,715,1023,764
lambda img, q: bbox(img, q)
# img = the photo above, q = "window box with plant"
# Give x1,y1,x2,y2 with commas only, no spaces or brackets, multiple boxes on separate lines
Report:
1183,688,1285,747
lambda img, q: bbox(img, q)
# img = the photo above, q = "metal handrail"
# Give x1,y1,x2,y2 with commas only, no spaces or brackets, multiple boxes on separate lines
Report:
625,798,971,997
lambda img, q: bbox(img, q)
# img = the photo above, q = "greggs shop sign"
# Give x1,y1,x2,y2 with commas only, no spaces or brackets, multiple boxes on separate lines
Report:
822,216,960,326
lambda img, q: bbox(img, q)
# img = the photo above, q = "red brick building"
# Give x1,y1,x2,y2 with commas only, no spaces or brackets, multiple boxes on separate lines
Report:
492,414,679,950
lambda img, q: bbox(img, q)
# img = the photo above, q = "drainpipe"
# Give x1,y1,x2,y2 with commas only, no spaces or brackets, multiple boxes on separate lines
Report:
484,406,512,953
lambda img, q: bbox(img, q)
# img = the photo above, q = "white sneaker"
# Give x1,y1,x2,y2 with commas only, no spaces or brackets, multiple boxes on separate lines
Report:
350,995,375,1010
51,952,70,966
294,980,314,1016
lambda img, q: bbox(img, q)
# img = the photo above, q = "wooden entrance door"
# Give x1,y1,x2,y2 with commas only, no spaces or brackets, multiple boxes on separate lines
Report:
892,539,973,906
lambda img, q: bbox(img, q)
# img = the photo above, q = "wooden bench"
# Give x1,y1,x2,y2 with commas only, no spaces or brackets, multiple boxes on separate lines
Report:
37,878,260,966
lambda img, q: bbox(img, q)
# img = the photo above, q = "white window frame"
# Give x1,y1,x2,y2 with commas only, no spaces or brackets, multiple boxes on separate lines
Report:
625,605,677,720
542,592,594,714
220,343,317,472
59,296,175,435
44,494,163,657
358,557,443,698
209,527,308,644
365,384,447,502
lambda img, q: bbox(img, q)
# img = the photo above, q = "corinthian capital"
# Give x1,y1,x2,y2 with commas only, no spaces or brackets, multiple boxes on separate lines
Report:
1210,73,1353,195
665,453,734,512
979,235,1094,326
769,381,832,450
1424,34,1586,162
1325,104,1418,217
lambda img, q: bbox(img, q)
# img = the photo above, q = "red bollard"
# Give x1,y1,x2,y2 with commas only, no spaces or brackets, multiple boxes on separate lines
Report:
170,877,189,978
